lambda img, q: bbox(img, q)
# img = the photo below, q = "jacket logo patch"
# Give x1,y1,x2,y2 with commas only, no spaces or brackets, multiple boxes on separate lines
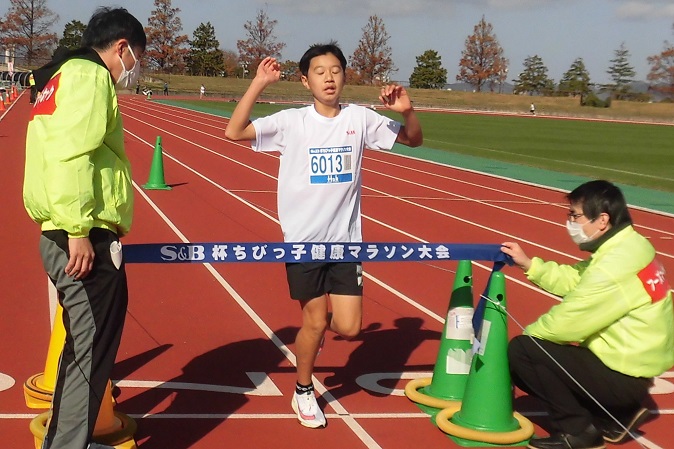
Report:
637,259,670,302
31,73,60,118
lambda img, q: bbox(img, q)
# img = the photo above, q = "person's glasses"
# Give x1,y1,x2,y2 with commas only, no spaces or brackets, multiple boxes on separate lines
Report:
567,212,584,221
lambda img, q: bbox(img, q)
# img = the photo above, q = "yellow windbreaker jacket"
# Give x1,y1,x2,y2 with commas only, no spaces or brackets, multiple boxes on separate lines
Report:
23,54,133,237
525,226,674,378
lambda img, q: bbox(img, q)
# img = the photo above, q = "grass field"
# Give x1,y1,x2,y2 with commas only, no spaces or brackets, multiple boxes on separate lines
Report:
142,74,674,122
157,98,674,194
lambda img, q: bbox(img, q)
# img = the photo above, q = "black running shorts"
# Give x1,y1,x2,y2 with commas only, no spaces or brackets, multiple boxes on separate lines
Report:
285,262,363,300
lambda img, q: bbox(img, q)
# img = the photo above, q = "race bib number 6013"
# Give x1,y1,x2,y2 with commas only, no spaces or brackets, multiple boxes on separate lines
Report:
309,146,353,184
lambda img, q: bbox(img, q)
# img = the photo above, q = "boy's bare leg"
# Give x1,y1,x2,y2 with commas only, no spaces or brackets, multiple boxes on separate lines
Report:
297,295,329,385
328,294,362,339
296,294,363,385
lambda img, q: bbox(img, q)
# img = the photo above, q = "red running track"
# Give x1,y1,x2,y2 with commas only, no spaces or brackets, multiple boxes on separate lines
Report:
2,93,673,449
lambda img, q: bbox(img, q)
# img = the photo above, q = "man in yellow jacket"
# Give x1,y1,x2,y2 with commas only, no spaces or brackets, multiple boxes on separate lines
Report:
23,7,145,449
502,180,673,449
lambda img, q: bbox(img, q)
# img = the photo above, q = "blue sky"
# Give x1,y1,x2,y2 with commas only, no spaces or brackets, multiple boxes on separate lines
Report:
5,0,674,85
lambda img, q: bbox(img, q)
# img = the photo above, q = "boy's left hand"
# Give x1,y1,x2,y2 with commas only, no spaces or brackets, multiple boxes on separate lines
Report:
379,84,412,113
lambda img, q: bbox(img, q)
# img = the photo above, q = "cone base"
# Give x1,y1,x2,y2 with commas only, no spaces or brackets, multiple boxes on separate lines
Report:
452,409,520,433
437,406,534,447
421,382,465,403
30,411,138,449
405,377,462,411
449,434,530,447
142,183,171,190
23,373,53,409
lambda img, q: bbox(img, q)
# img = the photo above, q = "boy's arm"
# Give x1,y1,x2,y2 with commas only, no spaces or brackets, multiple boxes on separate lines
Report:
225,57,281,141
380,84,423,147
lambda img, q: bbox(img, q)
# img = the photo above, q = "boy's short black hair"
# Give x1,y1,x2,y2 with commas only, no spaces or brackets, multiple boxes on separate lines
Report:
81,7,146,52
567,180,632,227
299,41,347,76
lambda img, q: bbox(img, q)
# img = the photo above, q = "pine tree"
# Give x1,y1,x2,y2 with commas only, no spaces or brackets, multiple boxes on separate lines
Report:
605,43,636,100
58,20,86,50
409,50,447,89
350,15,395,85
513,55,553,96
457,16,508,93
188,22,224,76
558,57,592,98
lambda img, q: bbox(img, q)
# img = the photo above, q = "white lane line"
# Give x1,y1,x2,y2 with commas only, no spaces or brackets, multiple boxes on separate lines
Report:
126,130,384,449
123,114,564,306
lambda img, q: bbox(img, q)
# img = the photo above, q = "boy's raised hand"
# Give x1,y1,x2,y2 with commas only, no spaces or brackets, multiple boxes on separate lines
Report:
380,84,413,113
256,57,282,85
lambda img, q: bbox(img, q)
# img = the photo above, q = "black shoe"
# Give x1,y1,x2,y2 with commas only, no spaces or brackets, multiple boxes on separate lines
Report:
527,424,605,449
600,407,650,444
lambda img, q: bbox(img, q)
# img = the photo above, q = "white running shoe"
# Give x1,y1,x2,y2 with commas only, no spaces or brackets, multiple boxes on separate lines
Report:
291,390,326,428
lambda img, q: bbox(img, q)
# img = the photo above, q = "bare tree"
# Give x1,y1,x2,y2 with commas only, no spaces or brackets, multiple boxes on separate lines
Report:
236,8,285,76
221,49,239,77
144,0,190,73
457,15,508,93
350,15,395,85
647,23,674,99
0,0,58,66
280,60,301,81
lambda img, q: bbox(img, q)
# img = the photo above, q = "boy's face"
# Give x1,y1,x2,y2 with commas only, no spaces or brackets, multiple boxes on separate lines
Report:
301,53,345,106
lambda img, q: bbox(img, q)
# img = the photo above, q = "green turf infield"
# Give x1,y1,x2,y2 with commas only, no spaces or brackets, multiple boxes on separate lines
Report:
155,99,674,214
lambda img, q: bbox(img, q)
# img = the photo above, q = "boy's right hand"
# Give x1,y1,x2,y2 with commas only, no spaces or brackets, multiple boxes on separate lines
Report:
255,57,282,85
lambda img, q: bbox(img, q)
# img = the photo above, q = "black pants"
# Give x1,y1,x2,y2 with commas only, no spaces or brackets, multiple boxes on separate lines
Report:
39,228,128,449
508,335,652,434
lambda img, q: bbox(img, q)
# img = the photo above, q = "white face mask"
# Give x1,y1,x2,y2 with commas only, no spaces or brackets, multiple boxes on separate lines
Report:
117,47,140,89
566,220,599,245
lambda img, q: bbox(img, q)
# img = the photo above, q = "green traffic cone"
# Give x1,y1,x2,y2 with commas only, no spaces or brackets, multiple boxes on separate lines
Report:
143,136,171,190
444,271,531,447
421,259,474,402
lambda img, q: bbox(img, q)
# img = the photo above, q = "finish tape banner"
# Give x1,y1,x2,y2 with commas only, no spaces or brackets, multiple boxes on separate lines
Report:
123,242,512,265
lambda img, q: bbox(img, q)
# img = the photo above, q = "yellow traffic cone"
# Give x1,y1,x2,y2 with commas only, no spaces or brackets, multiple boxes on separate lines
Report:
23,303,66,408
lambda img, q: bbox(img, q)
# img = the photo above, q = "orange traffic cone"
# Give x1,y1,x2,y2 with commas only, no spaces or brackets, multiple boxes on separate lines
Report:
91,381,138,447
0,96,5,112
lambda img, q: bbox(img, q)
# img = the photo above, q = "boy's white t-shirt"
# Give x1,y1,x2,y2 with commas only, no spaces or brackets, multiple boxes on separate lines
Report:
251,104,401,243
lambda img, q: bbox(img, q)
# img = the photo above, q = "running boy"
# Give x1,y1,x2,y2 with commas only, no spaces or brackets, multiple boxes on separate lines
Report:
225,42,422,428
